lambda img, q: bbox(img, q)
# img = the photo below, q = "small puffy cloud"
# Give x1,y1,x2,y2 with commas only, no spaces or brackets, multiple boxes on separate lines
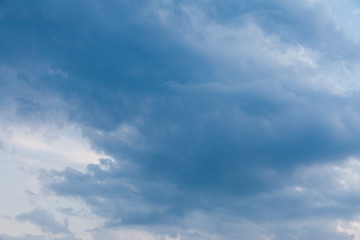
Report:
16,208,70,234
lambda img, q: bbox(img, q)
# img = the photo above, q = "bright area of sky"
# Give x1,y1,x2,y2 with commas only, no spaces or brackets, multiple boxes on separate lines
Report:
2,0,360,239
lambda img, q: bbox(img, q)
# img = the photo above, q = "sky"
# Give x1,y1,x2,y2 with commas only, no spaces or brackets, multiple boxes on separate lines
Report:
2,0,360,239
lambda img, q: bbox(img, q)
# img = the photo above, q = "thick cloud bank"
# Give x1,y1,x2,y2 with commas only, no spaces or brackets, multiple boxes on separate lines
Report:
2,0,360,239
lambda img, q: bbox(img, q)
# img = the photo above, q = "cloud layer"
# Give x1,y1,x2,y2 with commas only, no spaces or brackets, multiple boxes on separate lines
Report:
2,0,360,239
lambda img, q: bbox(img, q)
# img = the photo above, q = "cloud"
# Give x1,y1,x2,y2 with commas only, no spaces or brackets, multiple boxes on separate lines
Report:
16,208,70,234
14,208,82,240
2,0,360,239
0,234,45,240
34,0,360,224
0,234,80,240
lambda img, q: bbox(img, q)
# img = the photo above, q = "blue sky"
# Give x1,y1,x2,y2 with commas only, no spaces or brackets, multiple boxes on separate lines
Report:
2,0,360,239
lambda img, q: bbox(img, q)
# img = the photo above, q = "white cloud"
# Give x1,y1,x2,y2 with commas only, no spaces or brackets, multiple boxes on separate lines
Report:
337,219,360,240
153,1,360,97
0,104,110,239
